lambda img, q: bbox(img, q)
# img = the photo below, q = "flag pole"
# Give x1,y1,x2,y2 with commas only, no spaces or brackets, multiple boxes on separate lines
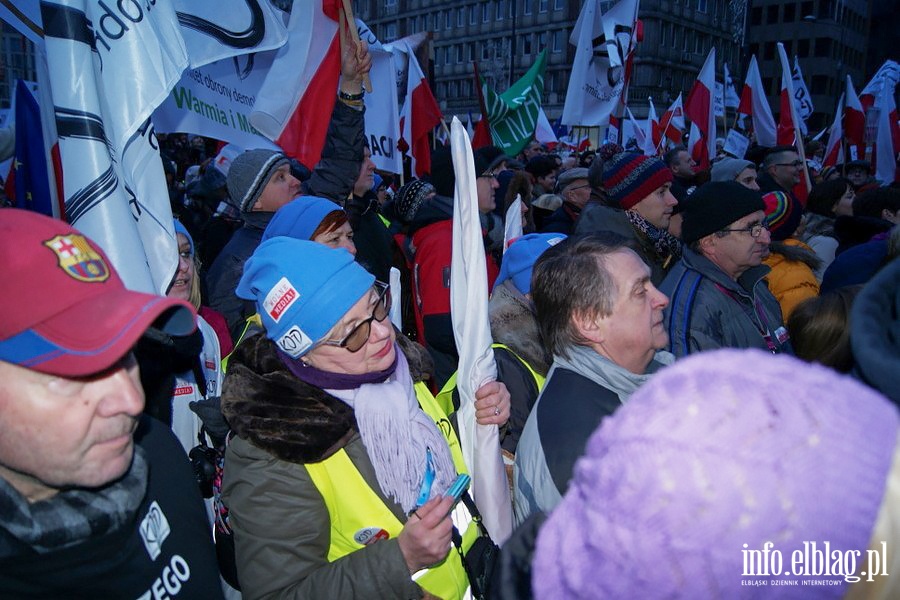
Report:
339,0,373,92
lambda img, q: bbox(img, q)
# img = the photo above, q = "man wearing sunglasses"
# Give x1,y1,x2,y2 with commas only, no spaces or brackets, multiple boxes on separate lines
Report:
660,182,793,357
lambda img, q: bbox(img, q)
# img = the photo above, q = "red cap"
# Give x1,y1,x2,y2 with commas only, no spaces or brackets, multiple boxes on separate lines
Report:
0,209,196,376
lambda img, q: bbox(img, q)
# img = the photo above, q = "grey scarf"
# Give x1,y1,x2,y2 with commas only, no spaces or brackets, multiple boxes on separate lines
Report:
327,347,457,513
553,344,675,404
0,445,148,557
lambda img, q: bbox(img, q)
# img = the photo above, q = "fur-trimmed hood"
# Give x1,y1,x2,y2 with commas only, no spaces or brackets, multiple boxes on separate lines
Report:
489,280,552,375
767,239,823,271
222,333,433,464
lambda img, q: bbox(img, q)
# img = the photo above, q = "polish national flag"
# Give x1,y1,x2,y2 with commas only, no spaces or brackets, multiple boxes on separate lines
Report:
737,55,777,148
659,93,685,145
872,82,900,185
844,76,866,161
776,43,804,146
250,0,342,169
859,60,899,112
685,47,716,170
398,42,443,177
822,93,845,168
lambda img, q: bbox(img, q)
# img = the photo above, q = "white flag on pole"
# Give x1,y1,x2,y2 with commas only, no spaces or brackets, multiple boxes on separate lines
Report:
561,0,638,127
504,196,525,252
791,56,814,128
449,117,513,545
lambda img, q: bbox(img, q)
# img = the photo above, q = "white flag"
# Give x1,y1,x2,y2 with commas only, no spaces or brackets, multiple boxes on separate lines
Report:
561,0,638,127
449,117,513,545
724,63,741,109
791,56,814,128
504,196,524,252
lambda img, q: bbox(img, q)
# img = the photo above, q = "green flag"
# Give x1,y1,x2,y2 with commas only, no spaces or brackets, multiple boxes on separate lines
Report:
482,50,547,156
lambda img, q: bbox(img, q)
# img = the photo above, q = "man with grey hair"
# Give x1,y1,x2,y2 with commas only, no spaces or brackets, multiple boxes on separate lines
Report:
513,233,675,522
541,167,591,234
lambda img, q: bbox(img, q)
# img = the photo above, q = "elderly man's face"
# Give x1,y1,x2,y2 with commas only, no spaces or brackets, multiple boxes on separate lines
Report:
562,178,592,209
846,168,868,187
670,151,696,178
0,354,144,501
703,210,771,280
594,250,670,374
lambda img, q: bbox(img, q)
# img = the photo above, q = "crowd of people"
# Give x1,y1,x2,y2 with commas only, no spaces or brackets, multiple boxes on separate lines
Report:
2,39,900,600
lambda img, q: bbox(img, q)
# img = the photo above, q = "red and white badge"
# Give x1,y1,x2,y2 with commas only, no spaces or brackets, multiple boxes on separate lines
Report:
263,277,299,323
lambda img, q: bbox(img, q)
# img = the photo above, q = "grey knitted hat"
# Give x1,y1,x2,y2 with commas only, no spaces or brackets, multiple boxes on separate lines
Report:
710,157,755,183
227,149,291,213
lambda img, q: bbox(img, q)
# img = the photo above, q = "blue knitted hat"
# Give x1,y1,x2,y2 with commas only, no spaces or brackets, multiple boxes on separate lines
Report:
496,233,567,295
173,219,194,256
237,239,374,357
262,196,345,243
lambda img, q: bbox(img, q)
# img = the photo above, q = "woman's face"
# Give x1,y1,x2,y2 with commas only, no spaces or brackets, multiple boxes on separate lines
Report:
314,222,356,256
303,286,396,375
167,233,194,302
832,185,855,217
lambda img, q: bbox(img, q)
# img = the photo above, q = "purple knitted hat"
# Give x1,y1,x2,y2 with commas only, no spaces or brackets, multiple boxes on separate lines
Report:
533,349,898,599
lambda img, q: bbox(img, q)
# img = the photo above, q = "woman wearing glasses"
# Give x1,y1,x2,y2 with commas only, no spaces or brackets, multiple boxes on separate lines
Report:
220,239,510,599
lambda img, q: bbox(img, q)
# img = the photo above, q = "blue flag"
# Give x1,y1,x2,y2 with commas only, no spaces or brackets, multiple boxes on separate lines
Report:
12,80,54,216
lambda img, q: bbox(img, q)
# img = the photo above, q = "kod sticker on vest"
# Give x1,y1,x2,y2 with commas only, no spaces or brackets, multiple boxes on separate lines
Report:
353,527,390,546
277,326,313,357
263,277,299,323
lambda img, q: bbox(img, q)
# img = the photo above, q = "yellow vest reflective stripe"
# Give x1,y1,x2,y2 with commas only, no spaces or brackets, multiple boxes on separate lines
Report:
434,343,546,414
305,383,477,600
220,313,263,373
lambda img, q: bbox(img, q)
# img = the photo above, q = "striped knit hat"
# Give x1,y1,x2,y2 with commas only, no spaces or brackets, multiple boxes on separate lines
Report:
601,153,673,210
227,149,291,213
762,190,803,241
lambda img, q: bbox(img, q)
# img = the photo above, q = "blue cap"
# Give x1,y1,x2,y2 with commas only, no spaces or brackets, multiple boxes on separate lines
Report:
237,239,374,357
496,233,567,295
173,219,194,256
372,173,384,193
262,196,345,243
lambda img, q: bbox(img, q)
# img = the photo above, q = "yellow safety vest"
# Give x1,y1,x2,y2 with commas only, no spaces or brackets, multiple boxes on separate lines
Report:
434,344,546,416
305,381,478,600
220,313,263,372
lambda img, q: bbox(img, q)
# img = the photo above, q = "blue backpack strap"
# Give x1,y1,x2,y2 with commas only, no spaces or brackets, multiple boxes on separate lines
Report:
667,268,704,356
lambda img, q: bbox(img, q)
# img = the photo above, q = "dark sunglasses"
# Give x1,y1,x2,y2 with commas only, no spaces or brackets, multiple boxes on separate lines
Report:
318,282,390,353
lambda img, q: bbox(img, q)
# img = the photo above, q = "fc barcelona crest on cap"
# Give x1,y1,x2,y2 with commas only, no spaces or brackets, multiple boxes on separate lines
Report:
44,234,110,283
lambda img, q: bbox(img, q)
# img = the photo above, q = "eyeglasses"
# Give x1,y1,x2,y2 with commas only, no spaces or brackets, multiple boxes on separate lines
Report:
720,223,769,238
478,172,499,181
318,282,390,353
774,160,803,168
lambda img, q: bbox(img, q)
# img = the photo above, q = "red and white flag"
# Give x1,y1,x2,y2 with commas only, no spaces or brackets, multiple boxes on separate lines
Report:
643,97,661,156
872,82,900,185
685,47,716,170
660,93,685,145
737,55,777,147
776,43,805,145
844,76,866,161
859,60,899,112
398,41,443,177
250,0,342,169
822,93,845,168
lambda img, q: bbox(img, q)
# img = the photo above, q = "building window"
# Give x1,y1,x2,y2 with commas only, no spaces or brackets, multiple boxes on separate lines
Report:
457,7,464,26
552,29,565,52
539,0,548,12
811,75,828,94
446,9,453,29
671,24,678,48
554,0,564,9
457,44,464,63
683,29,691,52
750,6,762,25
522,32,533,54
763,41,775,60
697,0,707,13
483,1,490,22
468,42,475,60
800,1,813,17
766,5,779,24
797,38,810,57
783,40,793,55
482,43,490,60
385,0,396,6
523,0,532,15
538,31,547,48
762,77,773,95
386,23,397,40
509,0,516,17
814,38,831,57
496,0,505,19
783,3,796,21
450,80,459,97
695,33,703,54
749,42,759,57
818,0,834,19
